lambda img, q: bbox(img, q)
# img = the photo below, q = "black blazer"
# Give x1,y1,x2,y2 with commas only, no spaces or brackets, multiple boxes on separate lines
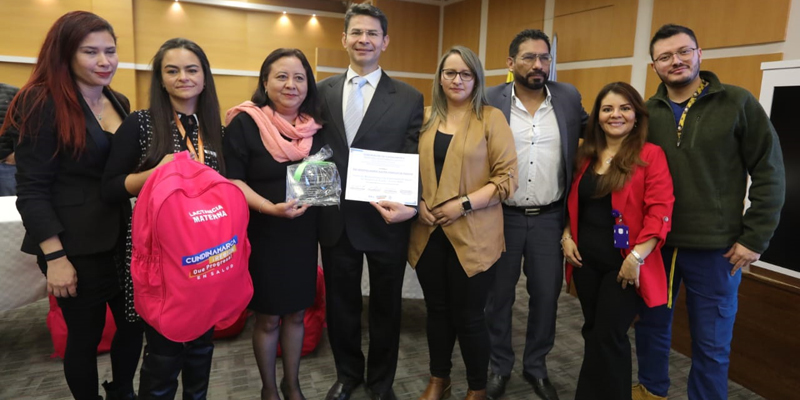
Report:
317,71,424,252
15,86,131,257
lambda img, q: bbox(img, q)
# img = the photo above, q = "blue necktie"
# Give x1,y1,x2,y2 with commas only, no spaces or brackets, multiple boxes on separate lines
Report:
344,76,368,146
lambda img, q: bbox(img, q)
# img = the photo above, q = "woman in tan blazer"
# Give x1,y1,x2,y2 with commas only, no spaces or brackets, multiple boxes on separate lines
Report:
408,46,518,400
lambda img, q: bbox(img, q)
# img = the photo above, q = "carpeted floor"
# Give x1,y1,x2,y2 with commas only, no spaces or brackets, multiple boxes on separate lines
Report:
0,266,762,400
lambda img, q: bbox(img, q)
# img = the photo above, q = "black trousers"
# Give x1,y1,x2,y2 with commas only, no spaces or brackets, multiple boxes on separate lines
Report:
51,252,144,400
572,254,641,400
138,324,215,400
321,233,407,395
416,227,496,390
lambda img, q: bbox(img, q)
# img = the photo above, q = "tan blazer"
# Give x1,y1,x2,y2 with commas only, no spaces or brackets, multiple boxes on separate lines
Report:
408,106,518,277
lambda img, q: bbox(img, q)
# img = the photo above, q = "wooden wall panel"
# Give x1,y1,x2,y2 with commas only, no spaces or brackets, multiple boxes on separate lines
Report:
317,48,351,69
643,54,784,99
133,0,248,69
214,75,261,117
394,77,433,106
133,0,343,72
558,65,632,111
555,0,613,16
651,0,790,50
0,0,137,102
243,0,346,13
111,69,138,108
135,71,151,111
552,0,638,62
245,13,343,72
0,0,93,58
375,0,440,73
485,0,546,70
485,74,509,88
442,0,481,55
91,0,136,61
0,63,34,88
316,71,339,82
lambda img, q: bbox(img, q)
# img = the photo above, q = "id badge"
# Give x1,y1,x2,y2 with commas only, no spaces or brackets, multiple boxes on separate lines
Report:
613,224,630,249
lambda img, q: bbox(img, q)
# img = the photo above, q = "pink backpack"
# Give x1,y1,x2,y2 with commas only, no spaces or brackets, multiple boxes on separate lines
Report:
131,151,253,342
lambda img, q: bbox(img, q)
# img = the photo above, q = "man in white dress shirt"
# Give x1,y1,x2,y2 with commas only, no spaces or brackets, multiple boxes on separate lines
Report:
316,4,424,400
485,29,587,400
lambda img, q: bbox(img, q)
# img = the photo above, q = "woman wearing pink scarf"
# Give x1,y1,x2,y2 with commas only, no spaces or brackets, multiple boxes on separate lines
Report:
223,48,322,400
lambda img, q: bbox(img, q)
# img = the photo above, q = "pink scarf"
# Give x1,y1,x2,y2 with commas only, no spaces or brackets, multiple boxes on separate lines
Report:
225,101,322,162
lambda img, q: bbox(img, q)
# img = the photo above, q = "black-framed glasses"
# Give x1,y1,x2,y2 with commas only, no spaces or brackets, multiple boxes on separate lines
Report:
654,47,697,64
441,69,475,81
517,53,552,66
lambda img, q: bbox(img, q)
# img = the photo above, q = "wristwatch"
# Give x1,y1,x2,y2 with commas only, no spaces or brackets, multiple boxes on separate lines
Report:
461,195,473,216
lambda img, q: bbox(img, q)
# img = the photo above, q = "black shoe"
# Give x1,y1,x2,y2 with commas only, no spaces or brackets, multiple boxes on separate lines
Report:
280,378,307,400
324,380,363,400
102,380,136,400
486,372,510,400
367,388,397,400
522,372,559,400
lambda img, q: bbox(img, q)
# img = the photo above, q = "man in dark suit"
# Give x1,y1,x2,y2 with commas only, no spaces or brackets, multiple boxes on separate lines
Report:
317,4,424,400
484,29,587,400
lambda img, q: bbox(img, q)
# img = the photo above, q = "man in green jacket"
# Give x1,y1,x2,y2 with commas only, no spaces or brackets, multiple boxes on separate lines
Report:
633,24,785,400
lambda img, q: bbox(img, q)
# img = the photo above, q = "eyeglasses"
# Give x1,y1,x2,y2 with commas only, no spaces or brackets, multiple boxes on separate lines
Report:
654,47,697,64
441,69,475,82
347,29,383,39
517,53,552,66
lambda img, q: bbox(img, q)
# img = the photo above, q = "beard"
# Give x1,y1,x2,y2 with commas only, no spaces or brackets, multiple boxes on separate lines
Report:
657,63,700,89
515,69,548,91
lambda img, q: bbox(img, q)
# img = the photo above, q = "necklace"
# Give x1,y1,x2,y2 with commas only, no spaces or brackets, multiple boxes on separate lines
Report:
86,98,104,121
604,157,613,164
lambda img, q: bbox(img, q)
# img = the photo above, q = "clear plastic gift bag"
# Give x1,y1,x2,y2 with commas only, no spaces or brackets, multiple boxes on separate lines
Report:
286,145,341,206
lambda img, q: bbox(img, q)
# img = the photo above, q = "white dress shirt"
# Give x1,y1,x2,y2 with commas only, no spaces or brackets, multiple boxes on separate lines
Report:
505,84,564,207
342,66,383,118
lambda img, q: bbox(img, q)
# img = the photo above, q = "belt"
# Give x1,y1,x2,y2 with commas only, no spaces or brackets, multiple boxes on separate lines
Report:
503,199,563,216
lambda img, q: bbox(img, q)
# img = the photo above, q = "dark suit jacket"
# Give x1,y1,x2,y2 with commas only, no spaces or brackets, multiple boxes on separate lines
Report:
317,71,424,253
485,81,588,217
15,86,131,257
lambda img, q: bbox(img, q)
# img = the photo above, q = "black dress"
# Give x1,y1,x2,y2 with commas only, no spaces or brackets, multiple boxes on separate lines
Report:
223,112,322,315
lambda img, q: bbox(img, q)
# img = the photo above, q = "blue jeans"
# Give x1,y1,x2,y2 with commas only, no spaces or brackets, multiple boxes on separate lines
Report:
634,246,741,399
0,162,16,196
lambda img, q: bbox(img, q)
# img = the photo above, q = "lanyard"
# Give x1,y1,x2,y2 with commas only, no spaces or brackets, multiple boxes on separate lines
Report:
676,79,707,147
173,112,204,164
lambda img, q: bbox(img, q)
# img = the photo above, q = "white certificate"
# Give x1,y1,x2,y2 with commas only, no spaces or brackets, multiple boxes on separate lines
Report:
345,148,419,206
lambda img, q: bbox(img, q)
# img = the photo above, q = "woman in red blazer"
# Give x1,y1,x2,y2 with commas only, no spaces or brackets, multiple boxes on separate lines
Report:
561,82,673,400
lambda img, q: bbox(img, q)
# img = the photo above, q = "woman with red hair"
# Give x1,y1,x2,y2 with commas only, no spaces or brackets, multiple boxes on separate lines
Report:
0,11,143,400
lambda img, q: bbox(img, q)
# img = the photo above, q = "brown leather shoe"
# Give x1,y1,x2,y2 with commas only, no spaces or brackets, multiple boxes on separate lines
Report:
418,376,451,400
631,384,666,400
464,389,486,400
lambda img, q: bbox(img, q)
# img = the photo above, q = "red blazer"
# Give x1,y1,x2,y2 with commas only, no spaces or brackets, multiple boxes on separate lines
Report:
566,143,674,307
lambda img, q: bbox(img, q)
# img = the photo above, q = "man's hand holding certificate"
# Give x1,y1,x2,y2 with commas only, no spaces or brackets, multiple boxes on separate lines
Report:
345,148,419,205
